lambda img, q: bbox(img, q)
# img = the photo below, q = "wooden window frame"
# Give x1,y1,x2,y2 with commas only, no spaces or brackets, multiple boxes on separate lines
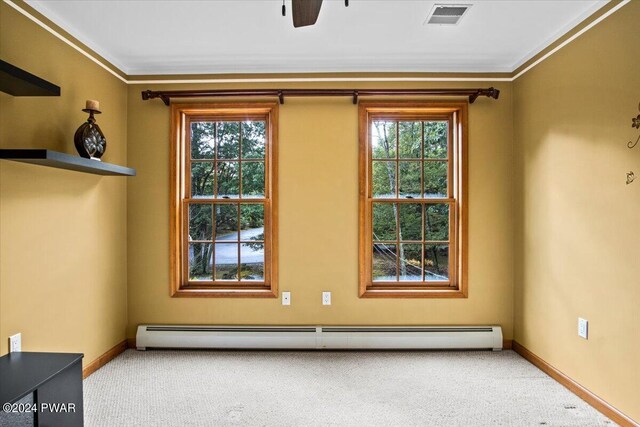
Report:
359,101,468,298
170,103,278,298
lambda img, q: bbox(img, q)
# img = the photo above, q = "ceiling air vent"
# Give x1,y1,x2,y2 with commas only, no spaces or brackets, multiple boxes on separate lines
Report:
425,4,471,25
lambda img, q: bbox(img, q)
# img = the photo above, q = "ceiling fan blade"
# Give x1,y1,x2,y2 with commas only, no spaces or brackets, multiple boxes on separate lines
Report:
292,0,323,28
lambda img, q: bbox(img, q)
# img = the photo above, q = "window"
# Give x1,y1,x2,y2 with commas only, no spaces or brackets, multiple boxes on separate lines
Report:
359,102,467,298
170,103,278,297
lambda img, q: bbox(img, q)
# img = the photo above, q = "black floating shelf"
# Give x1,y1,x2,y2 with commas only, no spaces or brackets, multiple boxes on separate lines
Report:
0,59,61,97
0,149,136,176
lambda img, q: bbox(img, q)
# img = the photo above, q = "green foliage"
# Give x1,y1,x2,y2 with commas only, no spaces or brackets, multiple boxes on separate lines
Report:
424,121,448,158
216,161,239,197
190,120,266,199
372,120,447,160
371,121,448,199
215,204,238,237
189,243,212,279
188,202,265,242
372,161,395,197
242,162,265,197
240,264,264,280
189,204,212,241
398,122,421,158
242,121,266,158
371,121,396,158
425,245,448,280
399,162,420,197
424,161,447,197
188,121,266,282
399,204,421,240
243,236,265,251
191,163,214,197
425,204,449,241
373,203,396,241
240,204,264,230
217,122,240,159
400,244,422,280
215,258,238,280
373,203,447,243
240,241,265,280
190,122,215,159
373,243,396,280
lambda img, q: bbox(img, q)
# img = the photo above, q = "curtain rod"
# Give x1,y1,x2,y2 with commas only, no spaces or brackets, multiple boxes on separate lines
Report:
141,87,500,106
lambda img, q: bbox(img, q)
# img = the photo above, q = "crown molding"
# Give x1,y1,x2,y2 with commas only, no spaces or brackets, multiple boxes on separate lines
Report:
3,0,631,85
3,0,127,83
512,0,630,80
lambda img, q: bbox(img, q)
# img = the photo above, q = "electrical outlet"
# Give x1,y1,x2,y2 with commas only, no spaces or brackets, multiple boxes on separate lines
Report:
322,291,331,305
578,318,588,339
282,291,291,306
9,333,21,352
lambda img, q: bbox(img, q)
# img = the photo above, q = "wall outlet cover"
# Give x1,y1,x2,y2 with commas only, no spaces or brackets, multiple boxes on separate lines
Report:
322,291,331,305
9,333,21,352
578,318,588,339
282,291,291,306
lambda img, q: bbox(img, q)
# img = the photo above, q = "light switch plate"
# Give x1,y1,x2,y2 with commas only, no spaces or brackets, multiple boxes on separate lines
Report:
578,318,588,339
322,291,331,305
282,291,291,306
9,333,21,352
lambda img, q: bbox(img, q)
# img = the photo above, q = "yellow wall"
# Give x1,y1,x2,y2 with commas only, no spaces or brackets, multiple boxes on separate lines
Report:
126,82,514,338
0,2,128,366
3,0,638,421
513,1,640,421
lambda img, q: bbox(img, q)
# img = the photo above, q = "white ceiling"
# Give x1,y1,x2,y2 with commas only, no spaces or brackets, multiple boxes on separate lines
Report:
25,0,607,76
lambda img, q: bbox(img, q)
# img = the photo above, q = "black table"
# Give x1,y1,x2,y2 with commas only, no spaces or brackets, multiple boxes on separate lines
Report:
0,352,83,427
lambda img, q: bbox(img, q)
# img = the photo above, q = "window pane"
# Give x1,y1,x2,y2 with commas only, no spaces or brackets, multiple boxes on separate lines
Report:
217,122,240,159
216,161,239,198
215,204,238,241
425,204,449,241
399,244,422,281
424,244,449,281
191,122,215,159
372,161,396,198
371,121,396,159
241,161,265,198
214,243,238,280
424,121,448,159
373,243,397,282
398,121,421,159
424,161,448,198
399,203,422,241
189,204,212,241
398,162,421,198
240,204,264,241
189,243,212,281
191,162,214,198
373,203,396,241
240,243,264,281
242,121,266,159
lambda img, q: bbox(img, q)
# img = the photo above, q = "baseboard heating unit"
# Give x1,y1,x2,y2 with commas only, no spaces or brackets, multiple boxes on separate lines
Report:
136,325,503,351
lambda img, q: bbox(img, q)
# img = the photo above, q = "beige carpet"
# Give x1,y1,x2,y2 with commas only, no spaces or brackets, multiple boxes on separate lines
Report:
83,349,614,427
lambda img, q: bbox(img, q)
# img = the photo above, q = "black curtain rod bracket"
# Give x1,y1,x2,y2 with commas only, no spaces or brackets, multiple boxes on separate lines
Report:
141,87,500,106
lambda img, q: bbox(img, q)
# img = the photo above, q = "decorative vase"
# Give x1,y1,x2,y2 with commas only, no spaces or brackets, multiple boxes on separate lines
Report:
74,99,107,160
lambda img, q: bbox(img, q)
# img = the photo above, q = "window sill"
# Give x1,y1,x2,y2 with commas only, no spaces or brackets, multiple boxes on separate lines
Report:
171,288,277,298
359,288,467,298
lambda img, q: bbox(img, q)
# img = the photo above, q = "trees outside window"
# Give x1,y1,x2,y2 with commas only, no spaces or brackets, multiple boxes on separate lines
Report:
359,102,467,298
170,104,278,297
